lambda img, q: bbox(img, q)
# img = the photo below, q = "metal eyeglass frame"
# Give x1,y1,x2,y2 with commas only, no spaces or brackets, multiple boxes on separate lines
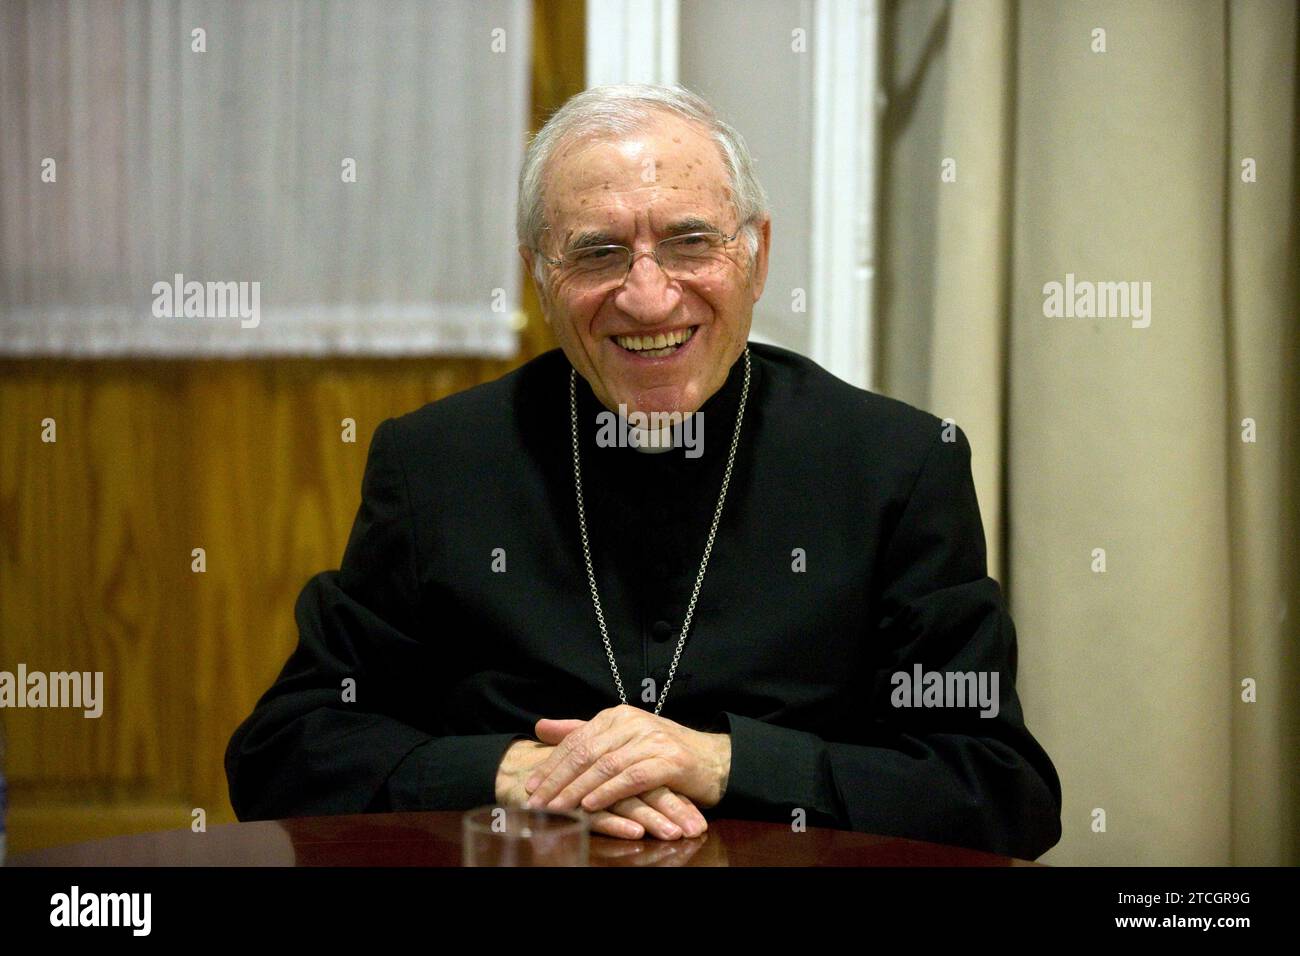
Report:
536,225,745,284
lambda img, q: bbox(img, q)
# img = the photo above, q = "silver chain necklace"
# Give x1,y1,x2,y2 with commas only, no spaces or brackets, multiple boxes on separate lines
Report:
568,347,751,716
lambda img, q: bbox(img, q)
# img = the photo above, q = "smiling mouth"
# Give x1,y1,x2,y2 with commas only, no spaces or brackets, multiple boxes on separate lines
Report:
612,326,696,358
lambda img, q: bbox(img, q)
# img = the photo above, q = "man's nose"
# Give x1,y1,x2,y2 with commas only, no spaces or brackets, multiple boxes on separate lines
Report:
613,251,680,326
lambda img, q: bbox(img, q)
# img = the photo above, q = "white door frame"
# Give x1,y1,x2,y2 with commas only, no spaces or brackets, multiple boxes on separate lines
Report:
809,0,880,390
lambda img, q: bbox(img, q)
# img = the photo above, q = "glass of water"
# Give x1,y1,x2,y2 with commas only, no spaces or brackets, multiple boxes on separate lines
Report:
462,805,589,866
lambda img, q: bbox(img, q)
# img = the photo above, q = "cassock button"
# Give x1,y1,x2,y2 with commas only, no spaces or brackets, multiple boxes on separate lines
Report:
651,619,674,642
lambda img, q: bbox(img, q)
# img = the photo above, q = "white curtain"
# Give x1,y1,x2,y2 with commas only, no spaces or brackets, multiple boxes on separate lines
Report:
879,0,1298,865
0,0,529,357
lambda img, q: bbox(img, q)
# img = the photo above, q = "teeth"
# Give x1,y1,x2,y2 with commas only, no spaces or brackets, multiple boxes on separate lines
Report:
615,327,695,353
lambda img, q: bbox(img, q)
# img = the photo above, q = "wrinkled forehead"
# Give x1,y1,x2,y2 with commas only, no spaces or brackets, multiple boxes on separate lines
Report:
541,116,735,240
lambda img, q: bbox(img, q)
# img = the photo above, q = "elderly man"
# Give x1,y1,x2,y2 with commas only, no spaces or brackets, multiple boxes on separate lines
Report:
226,84,1062,859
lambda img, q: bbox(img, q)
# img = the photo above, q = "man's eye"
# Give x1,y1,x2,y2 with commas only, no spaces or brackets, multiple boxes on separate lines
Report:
574,247,619,263
674,235,712,251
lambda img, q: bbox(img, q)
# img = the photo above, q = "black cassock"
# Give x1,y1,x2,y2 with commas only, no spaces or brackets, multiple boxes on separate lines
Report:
225,342,1063,859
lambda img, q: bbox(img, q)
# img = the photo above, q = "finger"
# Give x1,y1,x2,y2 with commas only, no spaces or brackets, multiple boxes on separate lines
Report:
529,707,683,800
608,795,682,841
526,722,636,809
587,809,644,840
525,705,641,794
541,737,658,811
534,718,586,746
525,712,613,794
578,757,675,813
640,786,708,838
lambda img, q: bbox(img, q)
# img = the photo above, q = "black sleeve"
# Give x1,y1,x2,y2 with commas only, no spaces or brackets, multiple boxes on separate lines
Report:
713,425,1063,860
224,418,522,820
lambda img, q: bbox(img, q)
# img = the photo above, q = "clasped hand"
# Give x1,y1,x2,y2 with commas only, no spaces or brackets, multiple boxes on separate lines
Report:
495,704,731,841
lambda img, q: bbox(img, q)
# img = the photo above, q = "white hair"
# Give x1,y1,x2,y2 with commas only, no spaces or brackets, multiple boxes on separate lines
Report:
517,84,769,288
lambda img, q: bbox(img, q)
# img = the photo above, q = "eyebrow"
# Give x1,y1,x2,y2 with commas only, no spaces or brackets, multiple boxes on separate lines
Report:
564,216,721,252
662,215,720,236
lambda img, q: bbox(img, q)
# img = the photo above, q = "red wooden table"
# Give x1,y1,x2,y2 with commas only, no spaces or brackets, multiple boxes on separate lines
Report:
10,811,1043,866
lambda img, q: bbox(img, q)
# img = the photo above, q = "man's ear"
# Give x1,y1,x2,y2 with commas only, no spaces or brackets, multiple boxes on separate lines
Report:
519,245,550,318
749,215,772,303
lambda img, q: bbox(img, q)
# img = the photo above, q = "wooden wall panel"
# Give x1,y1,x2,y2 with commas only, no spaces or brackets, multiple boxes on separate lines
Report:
0,339,559,851
0,0,582,852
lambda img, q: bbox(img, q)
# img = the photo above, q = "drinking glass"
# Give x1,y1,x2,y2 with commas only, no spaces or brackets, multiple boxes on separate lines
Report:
462,805,588,866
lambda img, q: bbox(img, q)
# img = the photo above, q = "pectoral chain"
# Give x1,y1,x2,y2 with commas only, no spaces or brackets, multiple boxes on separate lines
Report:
568,348,751,716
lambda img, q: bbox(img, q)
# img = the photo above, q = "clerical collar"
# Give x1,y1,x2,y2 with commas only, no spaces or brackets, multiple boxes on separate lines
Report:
573,347,752,468
628,424,675,455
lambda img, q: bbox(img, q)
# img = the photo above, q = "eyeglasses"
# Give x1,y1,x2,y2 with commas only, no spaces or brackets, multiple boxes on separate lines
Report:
538,228,743,291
